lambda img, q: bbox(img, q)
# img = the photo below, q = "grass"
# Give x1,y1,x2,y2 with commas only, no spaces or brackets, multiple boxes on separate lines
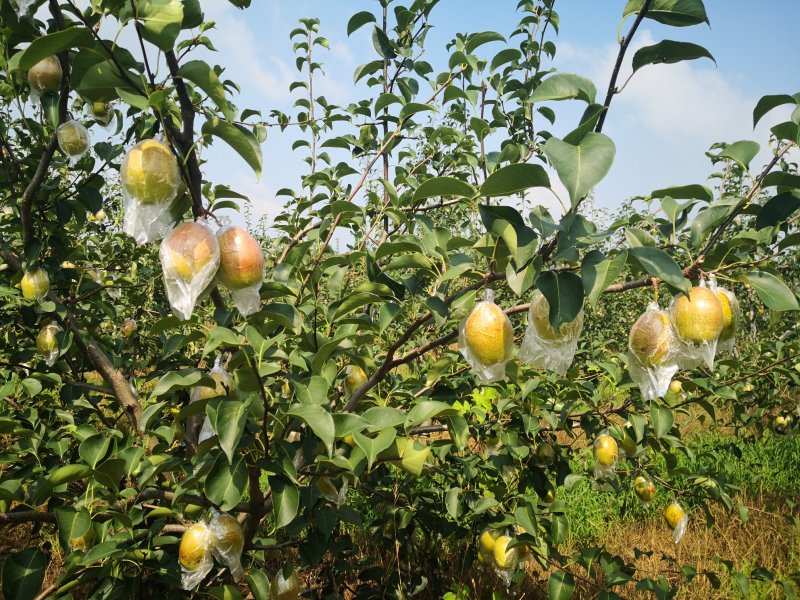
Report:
561,432,800,548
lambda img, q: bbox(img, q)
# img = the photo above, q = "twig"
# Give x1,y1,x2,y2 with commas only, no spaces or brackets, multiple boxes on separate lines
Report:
594,0,653,134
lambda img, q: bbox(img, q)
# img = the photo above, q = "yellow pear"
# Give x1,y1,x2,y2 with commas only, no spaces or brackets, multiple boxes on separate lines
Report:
629,309,671,366
120,139,181,205
463,302,513,365
670,287,723,344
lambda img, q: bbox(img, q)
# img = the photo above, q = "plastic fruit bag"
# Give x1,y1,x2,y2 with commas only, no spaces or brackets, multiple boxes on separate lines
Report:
458,288,514,382
627,302,679,400
518,290,584,375
215,222,265,316
592,430,618,482
121,139,182,244
57,120,91,166
160,220,220,320
708,274,739,354
84,100,115,129
27,56,61,101
669,280,723,371
10,0,36,18
179,521,213,590
37,322,61,367
664,500,688,544
633,475,656,505
20,267,50,302
270,566,302,599
209,510,244,581
186,356,235,446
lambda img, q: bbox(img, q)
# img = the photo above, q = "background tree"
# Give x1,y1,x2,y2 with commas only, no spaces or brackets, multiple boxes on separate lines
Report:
0,0,799,598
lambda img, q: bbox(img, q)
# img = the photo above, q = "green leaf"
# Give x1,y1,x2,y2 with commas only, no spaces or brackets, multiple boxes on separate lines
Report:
623,0,709,27
209,398,251,464
755,191,800,230
286,404,335,456
177,60,232,120
536,271,584,331
129,0,184,52
372,26,396,59
490,48,521,72
753,94,797,128
1,548,47,600
465,31,506,54
246,571,271,600
744,271,799,311
202,118,262,177
650,405,674,438
413,177,476,202
651,183,713,202
55,507,92,549
405,401,457,430
480,163,550,197
479,204,538,266
632,40,714,73
205,454,248,511
629,247,690,293
582,250,627,308
49,464,91,487
347,11,376,36
717,140,760,171
270,476,300,529
689,203,731,249
354,428,397,471
10,28,94,72
78,435,111,469
548,570,575,600
544,133,615,207
116,87,150,110
530,73,597,104
399,103,436,122
150,369,205,398
362,406,406,429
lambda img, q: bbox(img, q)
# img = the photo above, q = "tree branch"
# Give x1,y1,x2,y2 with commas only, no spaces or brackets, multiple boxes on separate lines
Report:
594,0,653,134
20,0,71,245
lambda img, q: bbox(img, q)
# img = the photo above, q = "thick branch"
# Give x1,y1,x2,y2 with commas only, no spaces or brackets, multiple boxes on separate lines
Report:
0,510,56,524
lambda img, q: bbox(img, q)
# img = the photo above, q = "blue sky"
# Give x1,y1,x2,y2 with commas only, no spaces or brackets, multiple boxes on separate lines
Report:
110,1,800,227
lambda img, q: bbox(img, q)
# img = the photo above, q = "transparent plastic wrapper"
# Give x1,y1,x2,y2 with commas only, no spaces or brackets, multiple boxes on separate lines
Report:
270,567,302,599
627,302,679,400
179,521,213,590
664,500,688,544
160,220,220,320
708,274,739,355
20,267,50,302
669,280,723,371
187,356,234,446
216,222,265,316
10,0,36,18
592,430,618,482
458,289,514,383
633,475,656,506
84,100,116,129
490,534,518,588
519,290,584,375
56,120,90,166
27,56,61,102
209,510,244,581
121,139,182,244
37,323,61,367
198,417,214,444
